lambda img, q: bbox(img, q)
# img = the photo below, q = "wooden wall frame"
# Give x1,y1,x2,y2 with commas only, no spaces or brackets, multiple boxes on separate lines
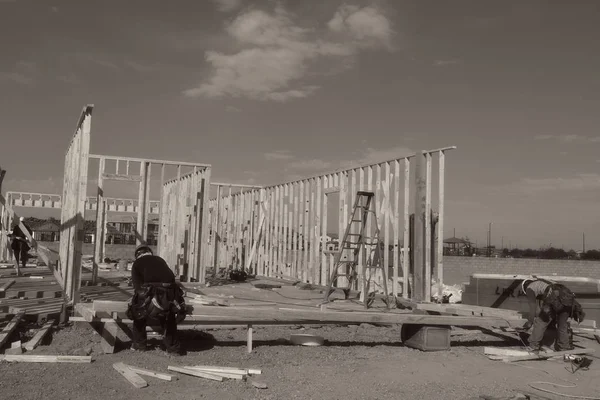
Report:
60,104,93,304
207,146,456,301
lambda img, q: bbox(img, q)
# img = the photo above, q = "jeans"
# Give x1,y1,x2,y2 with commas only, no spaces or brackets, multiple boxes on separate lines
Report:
132,312,181,353
11,241,29,268
528,310,571,351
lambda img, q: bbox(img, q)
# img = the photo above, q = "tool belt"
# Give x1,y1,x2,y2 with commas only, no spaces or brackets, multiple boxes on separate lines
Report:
540,282,585,322
127,282,187,323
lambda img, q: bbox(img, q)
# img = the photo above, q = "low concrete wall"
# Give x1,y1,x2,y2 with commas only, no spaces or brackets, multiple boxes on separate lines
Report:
443,256,600,285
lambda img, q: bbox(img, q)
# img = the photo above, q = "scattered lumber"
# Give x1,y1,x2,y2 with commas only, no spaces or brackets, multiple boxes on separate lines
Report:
0,355,92,363
484,347,533,358
167,366,223,381
113,362,148,388
24,320,55,351
126,365,177,381
500,348,595,363
0,311,24,349
93,300,129,313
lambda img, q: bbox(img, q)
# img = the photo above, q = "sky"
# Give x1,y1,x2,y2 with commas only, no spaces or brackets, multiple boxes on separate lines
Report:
1,0,599,251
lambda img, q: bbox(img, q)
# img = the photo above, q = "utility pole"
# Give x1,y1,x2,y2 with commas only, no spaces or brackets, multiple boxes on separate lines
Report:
501,236,504,250
583,232,586,253
487,222,493,257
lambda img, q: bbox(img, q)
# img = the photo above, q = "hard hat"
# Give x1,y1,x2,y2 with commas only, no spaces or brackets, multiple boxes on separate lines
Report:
134,244,153,259
19,216,24,222
521,278,535,293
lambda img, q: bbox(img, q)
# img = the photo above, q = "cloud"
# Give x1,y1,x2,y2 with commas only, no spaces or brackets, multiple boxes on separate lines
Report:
184,4,393,102
281,146,413,177
211,0,243,12
0,61,36,85
264,150,295,161
533,134,600,143
433,59,460,67
287,159,334,171
327,4,393,49
502,173,600,195
225,105,241,112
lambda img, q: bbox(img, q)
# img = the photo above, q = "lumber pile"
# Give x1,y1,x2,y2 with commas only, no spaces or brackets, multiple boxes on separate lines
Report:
484,346,596,362
112,362,262,388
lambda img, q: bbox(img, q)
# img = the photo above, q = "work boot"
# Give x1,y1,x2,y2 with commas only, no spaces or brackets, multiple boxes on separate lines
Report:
131,343,149,352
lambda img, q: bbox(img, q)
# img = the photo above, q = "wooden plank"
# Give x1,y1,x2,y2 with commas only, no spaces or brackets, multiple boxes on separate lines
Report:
113,362,148,388
0,279,15,292
484,347,532,357
126,365,177,381
100,321,119,354
88,300,527,327
23,319,55,351
93,300,129,312
0,311,24,348
0,355,92,363
383,162,390,292
314,177,322,285
503,348,595,362
320,175,328,286
167,366,223,381
190,365,262,375
102,173,143,182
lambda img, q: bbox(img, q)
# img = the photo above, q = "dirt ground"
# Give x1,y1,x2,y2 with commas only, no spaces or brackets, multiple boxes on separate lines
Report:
2,320,600,400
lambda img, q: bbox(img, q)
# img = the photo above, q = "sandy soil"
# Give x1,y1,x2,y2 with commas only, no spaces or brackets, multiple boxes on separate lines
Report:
2,320,600,400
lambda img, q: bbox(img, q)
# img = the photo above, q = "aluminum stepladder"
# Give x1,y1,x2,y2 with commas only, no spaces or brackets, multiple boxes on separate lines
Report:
321,191,390,309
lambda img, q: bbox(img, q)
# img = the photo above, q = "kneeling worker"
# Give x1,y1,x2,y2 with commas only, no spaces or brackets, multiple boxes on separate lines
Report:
522,278,586,353
127,245,187,355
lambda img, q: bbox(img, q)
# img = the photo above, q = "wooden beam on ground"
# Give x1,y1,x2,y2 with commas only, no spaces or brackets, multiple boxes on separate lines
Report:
23,319,55,351
167,366,223,381
502,348,595,362
0,311,24,349
126,365,177,381
113,362,148,388
0,354,92,363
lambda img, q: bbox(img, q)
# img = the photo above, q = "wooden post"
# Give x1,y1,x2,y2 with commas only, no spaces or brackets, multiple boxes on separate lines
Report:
136,162,149,246
412,151,426,302
437,151,445,298
403,158,410,299
424,152,432,301
212,185,221,277
92,157,105,284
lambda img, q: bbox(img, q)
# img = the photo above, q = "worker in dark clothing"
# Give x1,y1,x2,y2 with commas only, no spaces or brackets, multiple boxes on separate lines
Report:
522,278,585,353
126,245,187,355
11,217,32,271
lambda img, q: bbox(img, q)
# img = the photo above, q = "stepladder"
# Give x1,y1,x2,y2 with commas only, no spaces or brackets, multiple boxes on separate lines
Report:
321,191,390,309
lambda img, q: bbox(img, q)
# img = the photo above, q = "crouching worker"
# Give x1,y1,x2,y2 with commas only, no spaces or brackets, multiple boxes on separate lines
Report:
126,245,187,355
522,278,586,353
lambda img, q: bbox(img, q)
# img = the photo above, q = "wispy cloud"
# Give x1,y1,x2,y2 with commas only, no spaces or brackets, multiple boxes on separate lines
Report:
211,0,243,12
264,150,295,161
184,3,394,102
534,134,600,143
501,173,600,195
282,146,413,176
0,61,36,85
225,105,241,112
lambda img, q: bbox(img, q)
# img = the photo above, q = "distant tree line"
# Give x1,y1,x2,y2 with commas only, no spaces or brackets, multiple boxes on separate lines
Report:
501,247,600,261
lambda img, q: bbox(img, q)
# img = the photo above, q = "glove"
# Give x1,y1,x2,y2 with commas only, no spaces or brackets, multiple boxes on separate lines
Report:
523,321,533,330
574,310,586,323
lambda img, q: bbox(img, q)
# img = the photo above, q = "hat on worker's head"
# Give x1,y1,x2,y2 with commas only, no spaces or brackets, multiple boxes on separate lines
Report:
134,244,153,259
19,216,24,222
